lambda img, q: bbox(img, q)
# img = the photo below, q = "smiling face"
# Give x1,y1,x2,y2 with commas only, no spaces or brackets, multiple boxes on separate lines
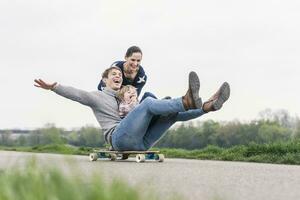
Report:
103,68,123,91
124,52,142,73
123,87,138,103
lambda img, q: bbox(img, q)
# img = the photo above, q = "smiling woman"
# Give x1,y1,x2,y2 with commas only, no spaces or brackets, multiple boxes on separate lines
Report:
97,46,147,96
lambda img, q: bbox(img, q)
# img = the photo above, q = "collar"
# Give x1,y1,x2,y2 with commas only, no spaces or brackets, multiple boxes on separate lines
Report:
102,87,118,97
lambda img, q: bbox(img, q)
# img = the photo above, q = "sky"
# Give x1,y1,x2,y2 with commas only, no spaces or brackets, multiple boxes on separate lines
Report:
1,0,300,129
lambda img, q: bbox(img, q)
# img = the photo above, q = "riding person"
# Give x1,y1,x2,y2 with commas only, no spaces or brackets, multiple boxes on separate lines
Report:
34,67,230,151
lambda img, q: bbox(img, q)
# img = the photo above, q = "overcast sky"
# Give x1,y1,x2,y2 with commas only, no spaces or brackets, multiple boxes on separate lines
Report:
1,0,300,129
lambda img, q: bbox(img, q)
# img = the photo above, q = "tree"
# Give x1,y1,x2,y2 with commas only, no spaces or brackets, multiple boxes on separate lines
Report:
293,117,300,139
0,130,13,146
39,125,65,145
257,121,291,143
77,126,104,147
259,109,295,128
16,135,27,146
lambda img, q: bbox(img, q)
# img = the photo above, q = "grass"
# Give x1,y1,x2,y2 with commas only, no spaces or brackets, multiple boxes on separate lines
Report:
159,141,300,165
2,140,300,165
0,144,91,155
0,159,164,200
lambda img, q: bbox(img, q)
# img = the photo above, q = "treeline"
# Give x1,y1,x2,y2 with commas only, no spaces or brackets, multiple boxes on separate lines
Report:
157,109,300,149
1,109,300,149
0,124,105,147
156,119,299,149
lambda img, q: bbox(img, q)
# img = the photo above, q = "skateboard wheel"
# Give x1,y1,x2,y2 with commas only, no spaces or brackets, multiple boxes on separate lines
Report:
121,153,129,160
109,153,117,161
89,153,98,161
136,154,145,163
156,154,165,162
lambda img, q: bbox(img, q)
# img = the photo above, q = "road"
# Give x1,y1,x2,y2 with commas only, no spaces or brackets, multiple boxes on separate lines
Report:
1,151,300,200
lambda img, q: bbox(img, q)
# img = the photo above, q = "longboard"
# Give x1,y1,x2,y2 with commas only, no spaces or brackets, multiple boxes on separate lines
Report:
89,150,164,163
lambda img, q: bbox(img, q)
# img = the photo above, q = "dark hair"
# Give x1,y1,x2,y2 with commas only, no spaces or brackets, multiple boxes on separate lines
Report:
102,66,122,79
125,46,142,58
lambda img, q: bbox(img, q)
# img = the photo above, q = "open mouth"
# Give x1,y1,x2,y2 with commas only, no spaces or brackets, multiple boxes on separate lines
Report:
113,79,121,84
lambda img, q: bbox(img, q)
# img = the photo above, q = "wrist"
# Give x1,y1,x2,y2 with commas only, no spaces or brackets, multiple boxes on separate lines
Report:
51,83,58,91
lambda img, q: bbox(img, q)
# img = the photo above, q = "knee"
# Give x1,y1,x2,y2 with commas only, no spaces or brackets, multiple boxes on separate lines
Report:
142,97,155,105
144,92,157,99
140,92,157,102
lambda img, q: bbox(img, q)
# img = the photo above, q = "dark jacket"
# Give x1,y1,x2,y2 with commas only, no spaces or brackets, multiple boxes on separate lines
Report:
98,61,147,96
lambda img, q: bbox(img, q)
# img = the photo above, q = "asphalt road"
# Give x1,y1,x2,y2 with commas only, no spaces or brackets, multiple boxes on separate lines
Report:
1,151,300,200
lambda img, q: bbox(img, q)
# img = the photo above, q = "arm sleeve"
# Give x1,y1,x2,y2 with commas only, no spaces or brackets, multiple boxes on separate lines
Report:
136,74,147,96
53,84,98,107
97,79,105,91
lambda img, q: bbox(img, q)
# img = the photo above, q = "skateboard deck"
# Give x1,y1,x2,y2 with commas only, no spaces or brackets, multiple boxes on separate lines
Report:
89,150,164,163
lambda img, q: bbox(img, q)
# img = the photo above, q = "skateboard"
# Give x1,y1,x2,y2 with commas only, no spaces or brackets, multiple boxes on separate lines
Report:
89,150,165,163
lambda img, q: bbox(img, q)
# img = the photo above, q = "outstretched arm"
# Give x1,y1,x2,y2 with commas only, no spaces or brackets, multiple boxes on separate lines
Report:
34,79,57,90
34,79,98,107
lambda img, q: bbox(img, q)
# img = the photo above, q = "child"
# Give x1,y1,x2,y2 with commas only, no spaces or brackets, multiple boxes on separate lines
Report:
116,85,139,118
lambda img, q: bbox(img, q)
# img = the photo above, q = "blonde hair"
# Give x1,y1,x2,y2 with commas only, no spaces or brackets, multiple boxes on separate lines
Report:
116,85,137,101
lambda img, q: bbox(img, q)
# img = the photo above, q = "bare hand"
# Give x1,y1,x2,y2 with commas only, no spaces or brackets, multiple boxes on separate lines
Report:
130,95,138,104
34,79,57,90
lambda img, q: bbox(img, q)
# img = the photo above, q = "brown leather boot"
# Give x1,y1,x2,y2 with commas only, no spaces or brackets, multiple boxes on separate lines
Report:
182,71,202,110
202,82,230,113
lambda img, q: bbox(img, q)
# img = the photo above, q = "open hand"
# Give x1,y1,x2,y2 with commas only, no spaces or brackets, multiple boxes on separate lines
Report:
130,95,138,104
34,79,57,90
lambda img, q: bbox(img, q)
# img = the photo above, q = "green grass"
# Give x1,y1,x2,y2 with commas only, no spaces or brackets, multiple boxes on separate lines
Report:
159,141,300,165
2,140,300,165
0,144,91,155
0,159,163,200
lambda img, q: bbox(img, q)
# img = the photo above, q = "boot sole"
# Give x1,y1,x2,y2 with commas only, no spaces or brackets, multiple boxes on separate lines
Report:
213,82,230,110
189,71,202,109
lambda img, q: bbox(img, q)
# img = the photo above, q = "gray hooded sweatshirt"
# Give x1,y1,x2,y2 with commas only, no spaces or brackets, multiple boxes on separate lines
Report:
53,84,121,141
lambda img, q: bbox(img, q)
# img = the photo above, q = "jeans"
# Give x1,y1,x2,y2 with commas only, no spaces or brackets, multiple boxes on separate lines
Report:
140,91,157,102
111,97,205,151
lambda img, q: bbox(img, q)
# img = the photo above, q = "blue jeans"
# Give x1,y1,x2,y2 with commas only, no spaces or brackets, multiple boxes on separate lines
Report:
111,97,205,151
140,92,157,102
